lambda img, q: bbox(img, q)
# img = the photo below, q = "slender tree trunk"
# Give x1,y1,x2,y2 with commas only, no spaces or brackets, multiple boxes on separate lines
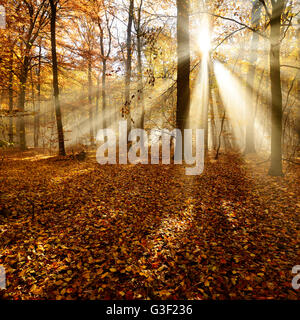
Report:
215,111,226,160
296,18,300,143
176,0,190,157
245,0,262,154
98,9,113,131
268,0,284,176
124,0,134,134
102,59,107,128
136,0,145,131
205,68,213,153
50,0,65,156
88,56,94,145
18,55,29,151
34,41,41,148
95,74,100,132
30,68,36,146
8,45,14,144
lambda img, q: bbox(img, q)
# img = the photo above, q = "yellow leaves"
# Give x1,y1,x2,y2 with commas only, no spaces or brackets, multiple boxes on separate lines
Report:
257,273,264,277
19,269,27,278
88,257,94,264
157,265,165,272
121,247,127,254
125,266,132,272
119,291,125,296
204,280,210,287
109,268,117,273
83,272,90,280
146,276,154,282
101,272,109,279
157,289,172,297
30,284,43,295
57,265,68,272
65,277,72,282
96,268,103,275
267,282,275,290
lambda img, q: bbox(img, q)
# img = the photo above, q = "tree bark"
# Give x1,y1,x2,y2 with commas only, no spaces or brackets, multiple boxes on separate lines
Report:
98,9,113,131
8,45,14,144
268,0,284,176
18,54,29,151
136,0,145,131
102,59,107,128
245,0,262,154
34,41,42,148
88,56,94,145
124,0,134,134
50,0,66,156
296,18,300,143
176,0,190,157
95,74,100,132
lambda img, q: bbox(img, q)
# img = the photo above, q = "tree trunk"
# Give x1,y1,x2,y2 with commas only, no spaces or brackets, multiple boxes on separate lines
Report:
268,0,284,176
296,17,300,143
176,0,190,157
88,56,94,145
102,59,107,128
50,0,66,156
18,55,29,151
205,67,213,153
34,41,41,148
95,74,100,132
136,0,145,131
245,0,262,154
30,68,36,146
8,45,14,144
124,0,134,134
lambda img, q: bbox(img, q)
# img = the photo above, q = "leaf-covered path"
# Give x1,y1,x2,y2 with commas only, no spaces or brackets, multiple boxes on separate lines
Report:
0,152,299,299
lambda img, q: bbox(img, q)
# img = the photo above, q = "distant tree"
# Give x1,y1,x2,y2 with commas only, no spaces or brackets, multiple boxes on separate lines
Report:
12,0,49,150
134,0,145,131
50,0,66,156
124,0,134,136
95,1,114,130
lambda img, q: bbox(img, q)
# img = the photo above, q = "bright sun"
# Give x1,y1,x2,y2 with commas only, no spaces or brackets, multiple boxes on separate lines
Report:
197,28,211,55
196,15,211,56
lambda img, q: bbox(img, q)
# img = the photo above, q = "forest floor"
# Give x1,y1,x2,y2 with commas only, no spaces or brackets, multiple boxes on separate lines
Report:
0,150,299,300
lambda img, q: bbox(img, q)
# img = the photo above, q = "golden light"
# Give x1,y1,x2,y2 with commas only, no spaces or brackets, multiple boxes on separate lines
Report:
195,14,211,57
189,57,209,129
213,60,248,149
213,60,271,153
